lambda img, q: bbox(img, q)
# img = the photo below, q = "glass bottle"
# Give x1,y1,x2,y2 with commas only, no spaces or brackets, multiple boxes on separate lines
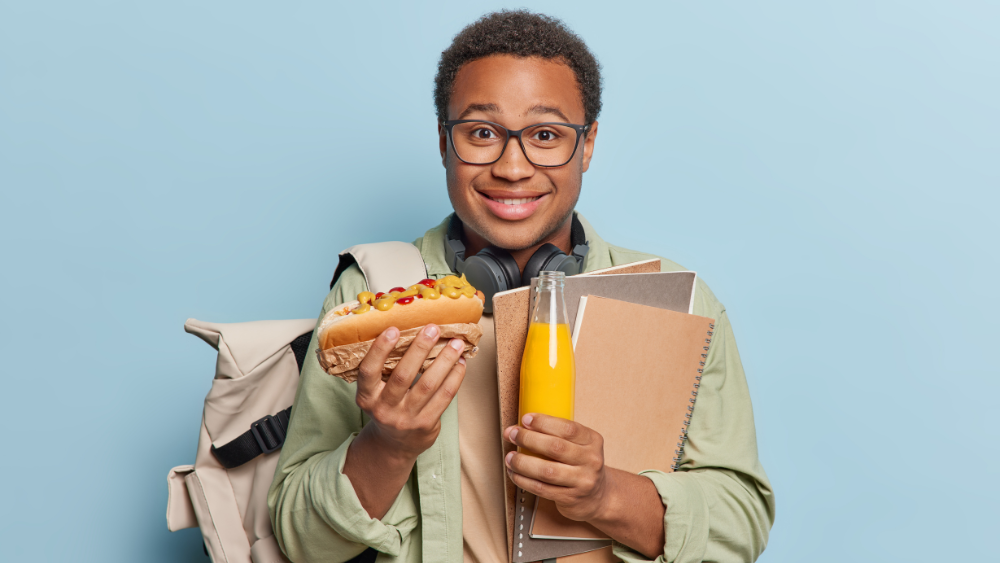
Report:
518,271,576,454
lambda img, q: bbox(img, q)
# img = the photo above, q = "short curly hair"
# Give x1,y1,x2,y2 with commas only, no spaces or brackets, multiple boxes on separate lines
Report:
434,10,602,126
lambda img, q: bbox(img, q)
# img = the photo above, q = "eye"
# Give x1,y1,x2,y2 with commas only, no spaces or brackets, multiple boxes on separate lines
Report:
474,128,496,140
530,128,562,143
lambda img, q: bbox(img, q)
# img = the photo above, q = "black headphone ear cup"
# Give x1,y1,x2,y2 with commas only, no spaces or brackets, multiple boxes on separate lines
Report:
544,252,583,277
461,247,520,314
477,246,521,288
520,243,564,286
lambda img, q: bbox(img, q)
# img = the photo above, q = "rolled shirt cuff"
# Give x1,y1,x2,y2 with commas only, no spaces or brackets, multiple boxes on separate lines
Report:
612,470,709,563
312,432,420,556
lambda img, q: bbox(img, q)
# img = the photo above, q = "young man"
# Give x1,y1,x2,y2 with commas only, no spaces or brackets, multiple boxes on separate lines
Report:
269,10,774,563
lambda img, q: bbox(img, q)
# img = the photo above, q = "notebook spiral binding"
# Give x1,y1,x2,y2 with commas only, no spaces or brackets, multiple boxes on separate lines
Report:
672,322,715,471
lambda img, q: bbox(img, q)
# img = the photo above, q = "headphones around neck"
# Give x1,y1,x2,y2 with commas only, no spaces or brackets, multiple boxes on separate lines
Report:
445,214,589,313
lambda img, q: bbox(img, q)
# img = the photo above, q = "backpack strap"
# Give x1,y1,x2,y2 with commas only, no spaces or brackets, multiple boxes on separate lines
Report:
331,241,428,292
289,330,314,372
210,406,293,469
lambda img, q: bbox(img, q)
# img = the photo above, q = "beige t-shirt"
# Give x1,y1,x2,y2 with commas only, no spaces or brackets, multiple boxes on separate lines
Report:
458,314,509,563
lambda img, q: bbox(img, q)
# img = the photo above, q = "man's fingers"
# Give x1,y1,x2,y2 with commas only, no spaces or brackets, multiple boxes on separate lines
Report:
380,324,441,406
504,425,583,465
504,450,578,487
406,338,465,411
521,413,596,446
506,467,570,506
356,327,399,403
419,353,467,419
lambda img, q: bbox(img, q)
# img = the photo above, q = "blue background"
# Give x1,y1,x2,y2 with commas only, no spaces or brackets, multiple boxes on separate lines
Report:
1,1,997,561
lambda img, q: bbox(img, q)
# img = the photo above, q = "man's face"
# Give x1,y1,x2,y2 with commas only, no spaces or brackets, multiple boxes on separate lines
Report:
440,55,597,251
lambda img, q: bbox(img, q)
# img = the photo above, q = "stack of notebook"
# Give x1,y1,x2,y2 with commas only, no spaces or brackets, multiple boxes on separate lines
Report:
492,260,716,562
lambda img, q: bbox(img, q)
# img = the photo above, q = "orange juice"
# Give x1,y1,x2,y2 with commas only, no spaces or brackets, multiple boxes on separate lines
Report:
518,321,576,423
517,271,575,457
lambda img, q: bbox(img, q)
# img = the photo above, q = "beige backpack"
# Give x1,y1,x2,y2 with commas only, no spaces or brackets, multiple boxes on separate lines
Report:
166,242,428,563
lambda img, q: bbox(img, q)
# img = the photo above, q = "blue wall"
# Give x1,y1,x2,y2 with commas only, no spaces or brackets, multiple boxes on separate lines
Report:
1,1,997,561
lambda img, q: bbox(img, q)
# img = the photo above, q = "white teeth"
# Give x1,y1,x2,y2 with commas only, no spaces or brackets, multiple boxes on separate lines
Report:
493,197,539,205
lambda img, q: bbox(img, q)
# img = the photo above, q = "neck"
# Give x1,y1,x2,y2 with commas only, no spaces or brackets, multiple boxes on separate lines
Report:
462,218,574,274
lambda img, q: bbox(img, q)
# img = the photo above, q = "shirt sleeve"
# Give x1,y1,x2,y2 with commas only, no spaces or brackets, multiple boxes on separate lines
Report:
267,266,422,561
613,302,776,563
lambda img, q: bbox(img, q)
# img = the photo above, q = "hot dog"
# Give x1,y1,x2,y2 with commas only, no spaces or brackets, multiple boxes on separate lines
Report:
316,275,485,382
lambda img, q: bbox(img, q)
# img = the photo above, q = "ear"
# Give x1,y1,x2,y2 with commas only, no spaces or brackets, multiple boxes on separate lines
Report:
581,120,598,173
438,121,448,168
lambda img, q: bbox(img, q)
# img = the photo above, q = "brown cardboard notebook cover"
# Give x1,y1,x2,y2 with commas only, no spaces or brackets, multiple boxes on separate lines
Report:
554,546,618,563
530,296,716,545
492,259,661,562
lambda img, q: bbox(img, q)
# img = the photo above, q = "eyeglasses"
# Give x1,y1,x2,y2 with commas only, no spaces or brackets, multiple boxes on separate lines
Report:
443,120,591,167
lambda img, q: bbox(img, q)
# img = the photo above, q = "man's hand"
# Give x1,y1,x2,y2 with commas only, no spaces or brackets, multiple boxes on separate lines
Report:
343,324,467,519
502,414,609,521
503,414,666,558
356,323,467,458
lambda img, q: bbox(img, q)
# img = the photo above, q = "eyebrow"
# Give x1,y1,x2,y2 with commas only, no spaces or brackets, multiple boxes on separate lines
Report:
526,104,571,123
458,103,501,119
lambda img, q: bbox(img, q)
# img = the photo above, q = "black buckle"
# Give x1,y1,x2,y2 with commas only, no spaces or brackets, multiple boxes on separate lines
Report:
250,414,285,455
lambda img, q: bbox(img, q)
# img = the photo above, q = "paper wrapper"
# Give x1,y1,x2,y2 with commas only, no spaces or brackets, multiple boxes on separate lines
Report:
317,323,483,383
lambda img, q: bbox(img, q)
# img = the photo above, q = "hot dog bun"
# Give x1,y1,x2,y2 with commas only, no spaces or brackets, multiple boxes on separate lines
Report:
318,294,483,349
317,323,483,383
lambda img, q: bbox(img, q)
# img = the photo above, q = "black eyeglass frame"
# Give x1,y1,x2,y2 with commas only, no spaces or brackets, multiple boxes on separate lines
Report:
442,119,592,168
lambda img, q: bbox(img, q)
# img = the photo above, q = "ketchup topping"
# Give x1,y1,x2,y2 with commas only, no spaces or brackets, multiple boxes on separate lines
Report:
417,279,437,287
375,292,385,299
396,296,415,305
389,287,406,293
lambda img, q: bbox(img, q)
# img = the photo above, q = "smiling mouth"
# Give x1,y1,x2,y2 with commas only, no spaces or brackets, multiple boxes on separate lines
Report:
484,195,543,205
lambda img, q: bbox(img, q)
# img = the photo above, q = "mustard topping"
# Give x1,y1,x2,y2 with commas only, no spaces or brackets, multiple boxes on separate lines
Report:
396,288,419,299
418,285,441,299
337,276,479,317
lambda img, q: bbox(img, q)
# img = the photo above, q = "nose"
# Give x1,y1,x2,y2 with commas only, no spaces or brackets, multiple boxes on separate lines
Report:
491,136,535,182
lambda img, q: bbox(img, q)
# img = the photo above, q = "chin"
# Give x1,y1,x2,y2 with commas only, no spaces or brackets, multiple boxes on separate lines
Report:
482,229,539,251
468,208,571,251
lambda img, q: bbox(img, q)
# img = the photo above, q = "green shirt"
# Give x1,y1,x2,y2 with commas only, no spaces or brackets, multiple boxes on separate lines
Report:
268,214,775,562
